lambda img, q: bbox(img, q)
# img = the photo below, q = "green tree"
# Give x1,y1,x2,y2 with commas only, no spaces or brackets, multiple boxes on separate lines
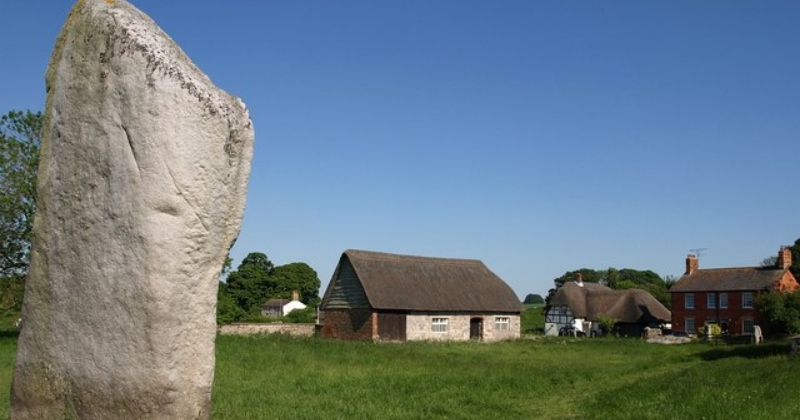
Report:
755,290,800,336
0,110,42,278
217,281,246,324
270,262,321,306
523,293,544,304
225,252,276,314
788,238,800,281
221,252,322,321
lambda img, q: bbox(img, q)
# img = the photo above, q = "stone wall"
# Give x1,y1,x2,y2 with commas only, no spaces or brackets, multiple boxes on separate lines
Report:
218,323,315,337
405,313,520,342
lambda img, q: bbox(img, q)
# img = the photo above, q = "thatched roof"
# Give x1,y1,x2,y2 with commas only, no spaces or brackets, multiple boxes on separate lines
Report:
670,267,789,292
325,249,522,313
549,282,671,323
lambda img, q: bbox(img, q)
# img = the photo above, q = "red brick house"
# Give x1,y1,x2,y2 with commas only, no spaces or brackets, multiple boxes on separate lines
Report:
320,250,522,342
669,247,799,336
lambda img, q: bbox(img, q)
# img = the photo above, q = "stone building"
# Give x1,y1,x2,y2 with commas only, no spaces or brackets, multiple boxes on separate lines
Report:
320,250,522,342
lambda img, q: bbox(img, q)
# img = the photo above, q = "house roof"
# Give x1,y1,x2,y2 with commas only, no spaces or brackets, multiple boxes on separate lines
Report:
669,267,789,292
549,282,671,323
262,298,287,308
330,249,522,313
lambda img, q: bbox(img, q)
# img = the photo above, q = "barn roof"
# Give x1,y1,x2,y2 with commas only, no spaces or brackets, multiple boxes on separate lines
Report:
669,267,789,292
549,282,671,323
326,249,522,313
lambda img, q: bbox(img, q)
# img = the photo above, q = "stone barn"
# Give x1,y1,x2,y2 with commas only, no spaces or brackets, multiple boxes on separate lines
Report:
320,250,522,342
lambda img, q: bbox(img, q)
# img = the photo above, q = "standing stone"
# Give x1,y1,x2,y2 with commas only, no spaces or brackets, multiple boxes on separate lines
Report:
11,1,254,419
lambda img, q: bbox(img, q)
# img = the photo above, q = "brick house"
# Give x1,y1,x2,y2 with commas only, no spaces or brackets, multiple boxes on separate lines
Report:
320,250,522,342
669,247,799,336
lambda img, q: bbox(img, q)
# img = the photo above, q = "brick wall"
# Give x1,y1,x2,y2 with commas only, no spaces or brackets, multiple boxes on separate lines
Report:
320,309,374,340
671,290,760,335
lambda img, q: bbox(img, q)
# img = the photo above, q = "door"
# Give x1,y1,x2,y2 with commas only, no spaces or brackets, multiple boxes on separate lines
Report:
470,317,483,340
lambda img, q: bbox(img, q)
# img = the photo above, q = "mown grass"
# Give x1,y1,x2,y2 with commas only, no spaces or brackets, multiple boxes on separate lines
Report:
0,333,797,419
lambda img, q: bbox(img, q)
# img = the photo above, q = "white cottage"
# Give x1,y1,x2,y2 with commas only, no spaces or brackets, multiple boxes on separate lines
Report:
261,290,307,318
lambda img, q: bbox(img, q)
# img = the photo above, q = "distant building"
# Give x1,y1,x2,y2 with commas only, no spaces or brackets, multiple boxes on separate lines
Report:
260,290,307,318
669,247,799,336
320,249,522,342
545,275,671,337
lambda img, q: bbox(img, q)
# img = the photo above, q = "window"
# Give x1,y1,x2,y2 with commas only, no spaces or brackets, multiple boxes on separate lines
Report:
707,293,716,309
743,318,755,335
685,293,695,309
431,318,449,333
495,317,510,331
742,292,754,309
685,317,695,334
719,293,728,309
546,307,573,325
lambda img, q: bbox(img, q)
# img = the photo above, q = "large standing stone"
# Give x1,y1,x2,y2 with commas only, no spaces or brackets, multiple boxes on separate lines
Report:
11,1,254,418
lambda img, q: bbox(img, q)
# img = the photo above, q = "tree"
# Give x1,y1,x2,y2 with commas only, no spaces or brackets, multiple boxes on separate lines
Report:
788,238,800,281
755,290,800,336
0,110,42,278
269,262,321,306
216,281,245,324
218,252,322,323
224,252,276,314
523,294,544,304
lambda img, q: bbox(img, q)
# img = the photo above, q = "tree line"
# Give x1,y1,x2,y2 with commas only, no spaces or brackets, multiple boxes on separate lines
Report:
217,252,321,324
545,267,676,308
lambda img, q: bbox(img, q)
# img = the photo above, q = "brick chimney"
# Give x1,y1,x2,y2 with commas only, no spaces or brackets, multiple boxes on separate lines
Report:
777,247,792,270
291,290,300,301
575,273,584,287
685,254,698,275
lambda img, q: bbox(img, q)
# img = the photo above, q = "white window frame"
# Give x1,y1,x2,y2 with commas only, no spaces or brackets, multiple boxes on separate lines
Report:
719,293,728,309
685,317,695,334
742,292,754,309
707,293,716,309
432,317,449,333
494,317,510,331
685,293,695,309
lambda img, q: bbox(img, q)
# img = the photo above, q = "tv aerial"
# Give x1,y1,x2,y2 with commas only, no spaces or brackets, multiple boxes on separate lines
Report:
689,248,708,260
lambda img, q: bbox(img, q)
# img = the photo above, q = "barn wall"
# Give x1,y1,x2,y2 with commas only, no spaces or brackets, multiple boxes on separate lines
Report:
320,309,374,340
405,313,520,342
483,314,521,341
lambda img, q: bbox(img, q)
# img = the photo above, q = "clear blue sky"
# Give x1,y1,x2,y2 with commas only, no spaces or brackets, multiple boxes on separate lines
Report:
3,1,799,299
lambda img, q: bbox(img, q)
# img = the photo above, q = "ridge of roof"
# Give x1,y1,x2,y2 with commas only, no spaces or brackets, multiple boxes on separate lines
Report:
344,249,483,265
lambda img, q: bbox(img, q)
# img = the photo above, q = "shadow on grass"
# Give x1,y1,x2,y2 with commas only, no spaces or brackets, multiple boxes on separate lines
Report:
699,342,791,361
0,329,20,339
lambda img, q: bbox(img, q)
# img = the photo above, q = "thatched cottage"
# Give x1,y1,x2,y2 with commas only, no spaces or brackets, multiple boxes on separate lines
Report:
320,250,522,341
545,277,671,337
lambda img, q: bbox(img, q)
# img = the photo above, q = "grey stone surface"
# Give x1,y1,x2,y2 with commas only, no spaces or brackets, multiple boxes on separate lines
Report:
11,1,254,418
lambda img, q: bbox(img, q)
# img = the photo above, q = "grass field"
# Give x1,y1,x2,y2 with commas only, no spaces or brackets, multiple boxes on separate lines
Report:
0,331,797,419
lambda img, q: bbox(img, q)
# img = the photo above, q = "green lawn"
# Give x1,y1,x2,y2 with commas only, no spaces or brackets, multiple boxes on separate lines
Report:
1,332,796,419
